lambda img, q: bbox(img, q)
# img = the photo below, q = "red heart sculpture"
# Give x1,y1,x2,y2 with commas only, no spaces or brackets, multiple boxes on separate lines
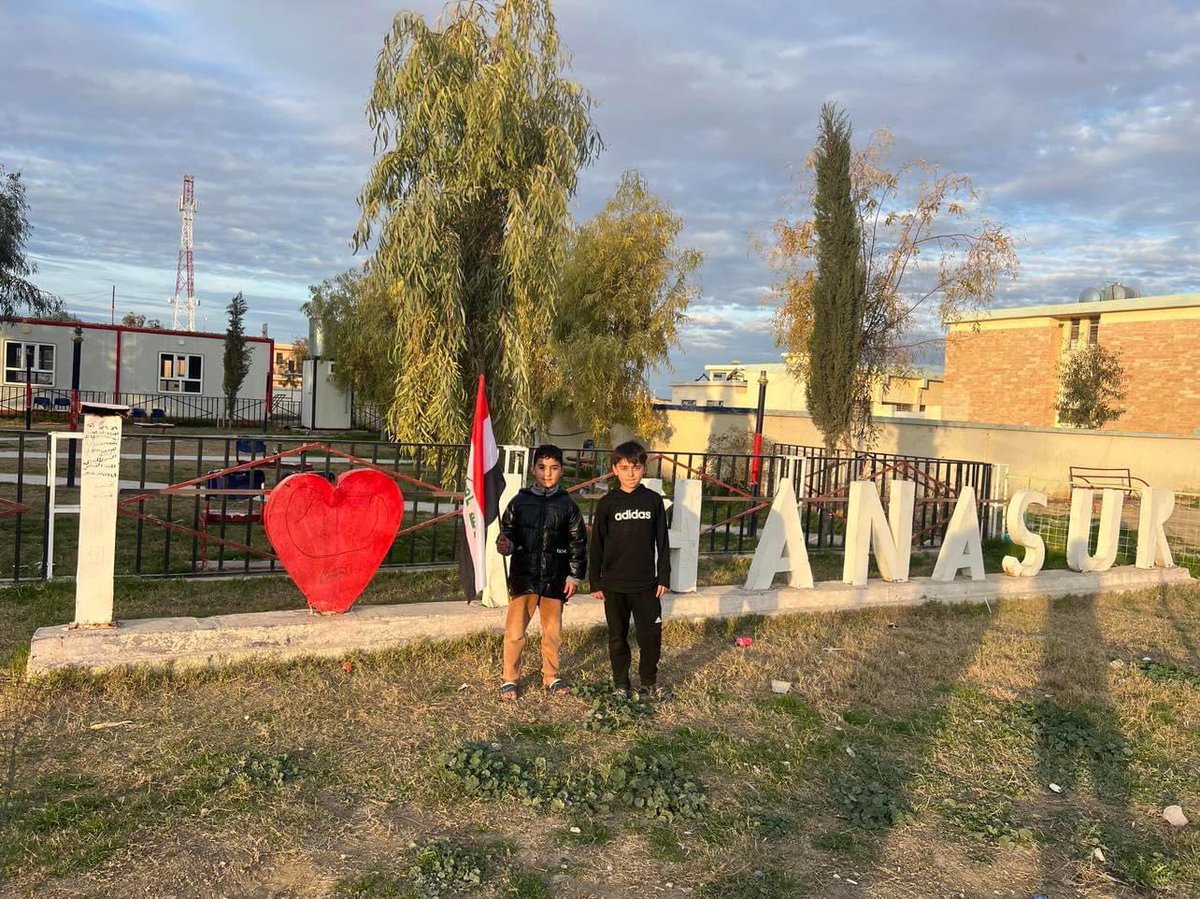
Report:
263,468,404,614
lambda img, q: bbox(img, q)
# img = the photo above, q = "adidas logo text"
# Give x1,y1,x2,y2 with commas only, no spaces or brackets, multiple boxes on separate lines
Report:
613,509,652,521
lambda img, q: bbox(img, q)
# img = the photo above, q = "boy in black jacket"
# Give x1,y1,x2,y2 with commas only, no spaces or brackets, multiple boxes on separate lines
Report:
496,444,587,701
589,440,671,698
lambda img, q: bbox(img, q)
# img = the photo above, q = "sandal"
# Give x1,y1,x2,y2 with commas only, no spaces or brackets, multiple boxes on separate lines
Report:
499,682,520,701
544,678,570,697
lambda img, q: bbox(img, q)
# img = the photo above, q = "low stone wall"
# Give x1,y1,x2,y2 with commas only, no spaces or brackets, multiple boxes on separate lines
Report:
28,566,1192,674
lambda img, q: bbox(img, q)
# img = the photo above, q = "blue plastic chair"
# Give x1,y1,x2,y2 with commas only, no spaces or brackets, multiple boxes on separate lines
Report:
150,408,166,420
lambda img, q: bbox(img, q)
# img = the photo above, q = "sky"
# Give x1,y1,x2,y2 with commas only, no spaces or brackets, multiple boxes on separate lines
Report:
3,0,1199,393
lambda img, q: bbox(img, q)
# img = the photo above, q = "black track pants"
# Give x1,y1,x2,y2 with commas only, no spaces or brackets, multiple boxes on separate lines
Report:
603,587,662,689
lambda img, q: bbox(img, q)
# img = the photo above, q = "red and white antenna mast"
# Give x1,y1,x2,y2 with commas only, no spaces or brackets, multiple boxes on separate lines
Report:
170,175,198,331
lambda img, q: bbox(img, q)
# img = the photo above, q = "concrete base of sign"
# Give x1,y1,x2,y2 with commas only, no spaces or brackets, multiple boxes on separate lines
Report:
27,565,1193,675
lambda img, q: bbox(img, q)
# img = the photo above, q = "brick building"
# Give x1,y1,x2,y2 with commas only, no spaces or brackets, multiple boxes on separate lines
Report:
943,292,1200,435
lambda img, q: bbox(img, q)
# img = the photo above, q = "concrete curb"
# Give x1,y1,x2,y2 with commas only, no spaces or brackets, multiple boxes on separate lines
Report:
27,566,1194,675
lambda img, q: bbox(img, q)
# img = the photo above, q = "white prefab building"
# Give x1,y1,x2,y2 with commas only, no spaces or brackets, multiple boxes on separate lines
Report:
0,318,276,423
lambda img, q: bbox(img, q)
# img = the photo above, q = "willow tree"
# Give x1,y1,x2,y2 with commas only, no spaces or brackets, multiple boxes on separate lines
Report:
354,0,601,445
545,170,701,444
0,165,61,319
768,117,1019,447
805,104,865,451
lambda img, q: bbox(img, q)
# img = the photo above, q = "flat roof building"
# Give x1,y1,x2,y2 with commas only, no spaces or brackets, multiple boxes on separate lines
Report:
943,292,1200,435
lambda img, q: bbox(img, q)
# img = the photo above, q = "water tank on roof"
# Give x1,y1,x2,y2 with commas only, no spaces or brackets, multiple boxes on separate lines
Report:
1100,282,1140,301
1077,282,1141,302
307,315,326,358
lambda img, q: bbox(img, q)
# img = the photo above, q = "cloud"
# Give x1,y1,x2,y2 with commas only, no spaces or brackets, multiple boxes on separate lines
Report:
3,0,1198,397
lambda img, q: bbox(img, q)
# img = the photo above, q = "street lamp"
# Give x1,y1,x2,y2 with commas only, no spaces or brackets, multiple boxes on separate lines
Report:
66,326,83,488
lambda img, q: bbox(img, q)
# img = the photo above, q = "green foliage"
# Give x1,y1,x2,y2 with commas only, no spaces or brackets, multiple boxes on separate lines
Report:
304,269,398,408
806,103,866,451
841,775,914,830
547,170,701,444
571,681,656,732
1024,699,1131,770
354,0,601,445
937,797,1032,847
223,291,251,421
0,165,61,319
441,741,707,823
408,841,487,895
503,872,551,899
1055,343,1126,429
219,750,302,790
1135,656,1200,687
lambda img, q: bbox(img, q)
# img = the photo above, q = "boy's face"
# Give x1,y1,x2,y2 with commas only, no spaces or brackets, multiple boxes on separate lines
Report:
533,456,563,490
613,458,645,492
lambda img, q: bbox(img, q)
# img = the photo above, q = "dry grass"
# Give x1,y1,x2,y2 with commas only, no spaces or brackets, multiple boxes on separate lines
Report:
1,566,1198,897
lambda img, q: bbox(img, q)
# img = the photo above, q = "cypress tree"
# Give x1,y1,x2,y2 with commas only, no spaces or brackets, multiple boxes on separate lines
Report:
223,291,251,425
805,103,865,451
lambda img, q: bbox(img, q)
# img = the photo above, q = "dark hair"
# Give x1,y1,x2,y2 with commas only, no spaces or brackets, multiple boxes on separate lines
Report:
532,444,564,465
612,440,647,467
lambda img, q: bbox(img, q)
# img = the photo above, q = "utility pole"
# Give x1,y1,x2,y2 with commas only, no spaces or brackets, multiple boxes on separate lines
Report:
748,370,768,537
66,326,84,488
110,285,115,325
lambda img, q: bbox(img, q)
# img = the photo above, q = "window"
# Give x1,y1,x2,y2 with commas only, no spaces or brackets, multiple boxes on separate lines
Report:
705,399,724,407
159,353,203,393
680,399,697,407
1066,316,1099,352
4,341,55,386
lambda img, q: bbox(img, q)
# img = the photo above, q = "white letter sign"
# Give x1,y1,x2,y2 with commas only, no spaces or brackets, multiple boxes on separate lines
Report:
1135,488,1175,569
745,467,814,590
932,486,986,581
1001,489,1047,577
843,480,915,586
1067,488,1124,572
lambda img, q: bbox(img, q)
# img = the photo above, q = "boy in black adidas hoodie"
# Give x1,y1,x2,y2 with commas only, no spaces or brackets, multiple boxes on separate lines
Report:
589,440,671,697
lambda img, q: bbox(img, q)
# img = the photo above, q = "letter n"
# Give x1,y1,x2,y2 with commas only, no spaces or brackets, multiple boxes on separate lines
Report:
843,480,915,586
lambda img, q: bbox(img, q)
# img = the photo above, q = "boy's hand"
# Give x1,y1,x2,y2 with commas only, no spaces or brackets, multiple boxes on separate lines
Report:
592,590,605,601
564,581,577,599
496,534,511,555
655,585,666,599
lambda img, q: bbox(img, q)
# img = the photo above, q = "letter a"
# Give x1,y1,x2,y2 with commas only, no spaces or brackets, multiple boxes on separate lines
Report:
1001,489,1047,577
745,474,813,590
932,486,986,582
843,480,915,586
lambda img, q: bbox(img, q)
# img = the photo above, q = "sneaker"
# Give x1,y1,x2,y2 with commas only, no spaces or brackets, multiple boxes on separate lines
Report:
637,685,670,701
613,685,632,699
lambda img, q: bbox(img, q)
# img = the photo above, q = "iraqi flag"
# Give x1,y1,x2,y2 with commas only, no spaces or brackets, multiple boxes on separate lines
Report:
460,375,504,602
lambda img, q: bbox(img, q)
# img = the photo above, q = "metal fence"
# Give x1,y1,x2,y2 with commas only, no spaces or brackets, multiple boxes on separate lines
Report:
775,443,996,550
0,433,1002,582
0,386,271,425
